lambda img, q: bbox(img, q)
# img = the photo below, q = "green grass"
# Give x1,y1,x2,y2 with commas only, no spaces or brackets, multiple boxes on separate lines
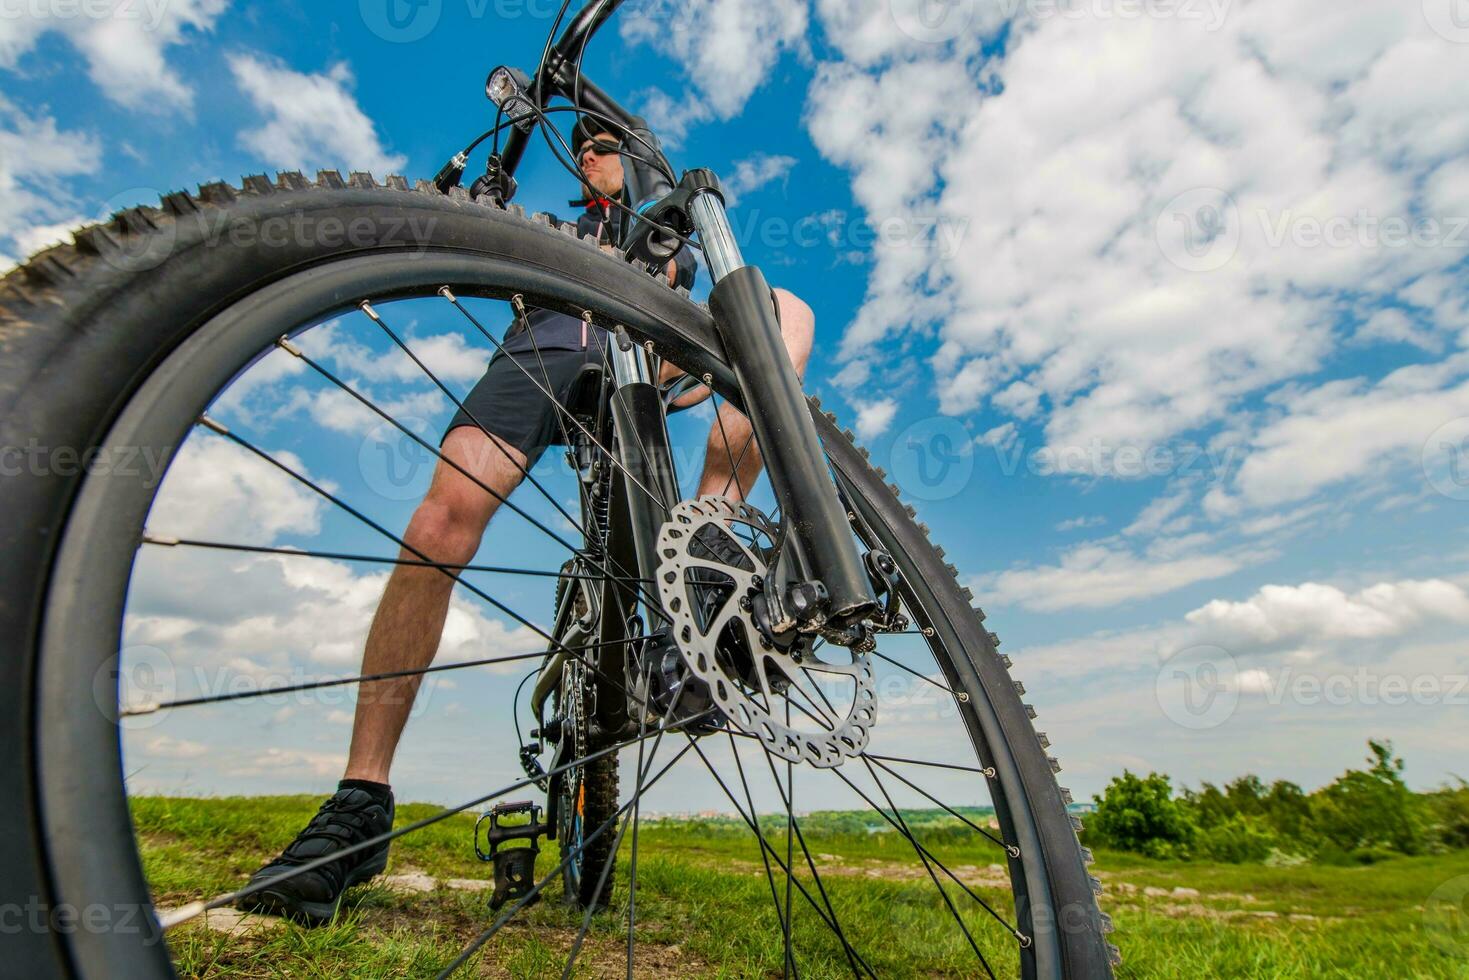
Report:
132,796,1469,978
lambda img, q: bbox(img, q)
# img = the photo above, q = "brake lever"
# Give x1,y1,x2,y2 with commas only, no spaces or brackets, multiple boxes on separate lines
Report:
622,169,722,273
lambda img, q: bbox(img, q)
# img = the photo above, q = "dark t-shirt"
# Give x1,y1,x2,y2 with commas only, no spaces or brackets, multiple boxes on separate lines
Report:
500,195,697,355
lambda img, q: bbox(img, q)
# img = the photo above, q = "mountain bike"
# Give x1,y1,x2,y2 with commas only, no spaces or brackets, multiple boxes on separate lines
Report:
0,1,1118,976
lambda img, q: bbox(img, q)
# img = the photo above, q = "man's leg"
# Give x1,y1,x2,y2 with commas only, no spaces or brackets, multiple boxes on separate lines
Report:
240,426,529,923
344,427,530,783
696,289,815,501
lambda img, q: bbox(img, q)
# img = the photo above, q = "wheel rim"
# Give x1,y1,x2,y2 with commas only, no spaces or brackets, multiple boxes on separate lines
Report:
36,251,1098,978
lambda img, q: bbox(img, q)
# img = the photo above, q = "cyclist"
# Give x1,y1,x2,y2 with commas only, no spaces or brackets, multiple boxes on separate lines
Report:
238,118,816,923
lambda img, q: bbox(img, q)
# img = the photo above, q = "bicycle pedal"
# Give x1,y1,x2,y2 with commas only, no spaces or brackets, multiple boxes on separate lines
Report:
474,800,549,911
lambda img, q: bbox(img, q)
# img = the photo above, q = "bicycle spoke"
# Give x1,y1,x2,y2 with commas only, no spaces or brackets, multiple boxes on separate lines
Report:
122,647,552,718
728,733,794,969
194,416,646,711
624,659,657,978
683,735,878,979
865,755,1008,849
348,304,589,546
862,752,993,775
719,404,757,500
712,392,747,501
439,289,669,513
279,324,672,619
561,653,671,979
140,534,649,584
869,647,959,697
783,702,797,979
859,757,999,978
757,739,862,979
826,759,1021,942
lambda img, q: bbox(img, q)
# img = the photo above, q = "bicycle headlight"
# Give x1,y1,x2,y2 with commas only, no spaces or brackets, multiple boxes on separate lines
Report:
486,65,536,133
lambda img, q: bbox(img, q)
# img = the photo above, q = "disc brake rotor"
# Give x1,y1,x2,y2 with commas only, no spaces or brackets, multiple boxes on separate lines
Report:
655,496,875,767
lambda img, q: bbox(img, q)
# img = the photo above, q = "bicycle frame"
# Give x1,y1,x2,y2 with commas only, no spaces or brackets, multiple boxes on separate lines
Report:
498,0,877,651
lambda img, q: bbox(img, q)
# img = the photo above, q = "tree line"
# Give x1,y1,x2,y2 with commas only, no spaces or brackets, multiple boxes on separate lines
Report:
1083,740,1469,864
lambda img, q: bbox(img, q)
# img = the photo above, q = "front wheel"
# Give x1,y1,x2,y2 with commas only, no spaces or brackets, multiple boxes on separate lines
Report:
0,171,1116,978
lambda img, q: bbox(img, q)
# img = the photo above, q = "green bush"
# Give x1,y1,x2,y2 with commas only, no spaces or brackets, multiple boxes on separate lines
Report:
1085,741,1464,864
1089,771,1195,857
1422,779,1469,850
1310,740,1425,856
1194,814,1277,864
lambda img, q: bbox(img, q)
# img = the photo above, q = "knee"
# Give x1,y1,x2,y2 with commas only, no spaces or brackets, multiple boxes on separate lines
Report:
773,288,814,376
404,492,486,564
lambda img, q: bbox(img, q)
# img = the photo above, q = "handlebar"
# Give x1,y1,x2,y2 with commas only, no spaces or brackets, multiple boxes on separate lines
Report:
498,0,629,175
497,0,674,209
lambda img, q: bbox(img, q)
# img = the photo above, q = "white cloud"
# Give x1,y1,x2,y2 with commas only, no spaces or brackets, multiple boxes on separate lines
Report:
974,539,1251,611
0,0,227,110
1223,356,1469,510
144,735,208,759
854,397,898,439
228,55,406,174
628,87,712,148
0,97,102,264
1185,579,1469,646
623,0,807,139
1014,575,1469,684
814,0,1006,67
977,421,1017,451
297,320,489,387
806,1,1469,486
1352,308,1442,352
1055,515,1104,532
829,358,872,391
148,436,325,541
722,153,797,206
225,747,347,779
1123,487,1193,537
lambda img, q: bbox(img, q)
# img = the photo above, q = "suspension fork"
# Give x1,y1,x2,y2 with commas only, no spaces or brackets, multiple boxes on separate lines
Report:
688,183,878,628
594,332,679,733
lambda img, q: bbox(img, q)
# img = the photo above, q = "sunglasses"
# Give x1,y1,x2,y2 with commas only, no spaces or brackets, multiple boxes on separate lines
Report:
579,138,621,158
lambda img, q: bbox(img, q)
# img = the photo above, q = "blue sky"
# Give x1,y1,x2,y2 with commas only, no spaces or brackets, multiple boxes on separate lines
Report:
5,0,1469,813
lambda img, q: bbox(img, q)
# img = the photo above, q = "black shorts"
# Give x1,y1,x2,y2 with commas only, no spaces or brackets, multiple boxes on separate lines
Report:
443,346,603,467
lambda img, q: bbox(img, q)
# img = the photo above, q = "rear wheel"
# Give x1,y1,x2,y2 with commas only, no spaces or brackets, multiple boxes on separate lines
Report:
0,172,1116,977
551,577,621,910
